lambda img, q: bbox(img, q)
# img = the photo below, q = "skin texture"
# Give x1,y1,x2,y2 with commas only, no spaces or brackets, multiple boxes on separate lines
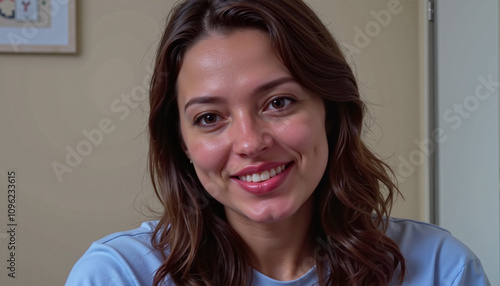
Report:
177,29,329,280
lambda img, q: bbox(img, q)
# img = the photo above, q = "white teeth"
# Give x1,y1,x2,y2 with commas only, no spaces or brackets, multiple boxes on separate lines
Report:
261,170,270,181
270,168,276,177
238,164,286,182
252,174,261,182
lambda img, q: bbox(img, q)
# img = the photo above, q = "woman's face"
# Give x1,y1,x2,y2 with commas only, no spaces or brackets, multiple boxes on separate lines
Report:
177,29,328,224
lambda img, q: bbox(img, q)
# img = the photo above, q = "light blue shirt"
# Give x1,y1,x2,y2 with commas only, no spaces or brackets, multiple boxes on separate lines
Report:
66,218,490,285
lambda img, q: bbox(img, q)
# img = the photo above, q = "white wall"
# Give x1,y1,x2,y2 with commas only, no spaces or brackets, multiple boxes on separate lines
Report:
435,0,500,284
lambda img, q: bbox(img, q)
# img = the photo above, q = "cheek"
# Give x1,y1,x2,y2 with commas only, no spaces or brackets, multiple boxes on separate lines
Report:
184,135,232,199
186,135,230,175
274,114,328,155
180,118,227,170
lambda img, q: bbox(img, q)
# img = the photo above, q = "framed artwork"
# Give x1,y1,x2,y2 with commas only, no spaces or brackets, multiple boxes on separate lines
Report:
0,0,76,53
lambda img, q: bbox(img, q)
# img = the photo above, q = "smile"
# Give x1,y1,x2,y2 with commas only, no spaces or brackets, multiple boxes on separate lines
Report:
238,164,287,183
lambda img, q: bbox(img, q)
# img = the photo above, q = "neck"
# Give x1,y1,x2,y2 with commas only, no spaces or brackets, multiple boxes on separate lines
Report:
226,197,316,281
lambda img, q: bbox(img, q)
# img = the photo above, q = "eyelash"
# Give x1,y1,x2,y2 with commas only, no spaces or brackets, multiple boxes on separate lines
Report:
192,113,222,127
191,96,297,128
265,95,296,112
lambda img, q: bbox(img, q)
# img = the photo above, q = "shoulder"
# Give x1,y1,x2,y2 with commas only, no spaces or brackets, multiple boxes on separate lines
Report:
66,221,169,286
385,217,474,261
93,220,159,251
385,217,490,285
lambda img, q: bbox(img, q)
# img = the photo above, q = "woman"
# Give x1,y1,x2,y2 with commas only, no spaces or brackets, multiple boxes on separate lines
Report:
67,0,490,285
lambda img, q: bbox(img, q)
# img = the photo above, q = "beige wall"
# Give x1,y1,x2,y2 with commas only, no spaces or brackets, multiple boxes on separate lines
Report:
309,0,428,219
0,1,425,285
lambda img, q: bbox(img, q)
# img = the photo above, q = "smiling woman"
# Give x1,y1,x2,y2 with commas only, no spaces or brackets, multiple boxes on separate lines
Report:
66,0,490,285
178,30,328,226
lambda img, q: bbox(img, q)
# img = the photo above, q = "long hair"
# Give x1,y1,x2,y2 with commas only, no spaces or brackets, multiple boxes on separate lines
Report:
148,0,406,285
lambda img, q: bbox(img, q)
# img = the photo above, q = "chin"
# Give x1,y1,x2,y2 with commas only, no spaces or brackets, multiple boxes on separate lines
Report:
244,202,298,224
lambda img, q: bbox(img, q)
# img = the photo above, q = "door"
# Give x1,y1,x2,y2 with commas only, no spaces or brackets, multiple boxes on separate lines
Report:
434,0,500,284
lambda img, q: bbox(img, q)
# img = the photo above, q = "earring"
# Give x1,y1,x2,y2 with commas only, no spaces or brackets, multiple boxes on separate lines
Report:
189,160,193,164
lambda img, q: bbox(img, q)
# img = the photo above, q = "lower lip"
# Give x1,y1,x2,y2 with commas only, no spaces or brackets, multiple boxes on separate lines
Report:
232,163,293,195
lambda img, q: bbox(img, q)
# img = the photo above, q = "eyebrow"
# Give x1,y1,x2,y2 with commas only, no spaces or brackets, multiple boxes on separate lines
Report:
183,76,296,112
184,96,225,112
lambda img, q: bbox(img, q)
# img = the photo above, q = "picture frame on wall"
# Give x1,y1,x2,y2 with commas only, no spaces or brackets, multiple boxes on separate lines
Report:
0,0,76,53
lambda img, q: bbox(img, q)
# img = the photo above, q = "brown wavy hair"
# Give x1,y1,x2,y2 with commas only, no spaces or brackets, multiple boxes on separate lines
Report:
148,0,406,285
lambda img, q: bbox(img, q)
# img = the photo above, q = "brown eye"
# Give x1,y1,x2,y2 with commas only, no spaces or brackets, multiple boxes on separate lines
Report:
194,113,221,126
271,98,287,109
267,97,294,111
202,114,218,124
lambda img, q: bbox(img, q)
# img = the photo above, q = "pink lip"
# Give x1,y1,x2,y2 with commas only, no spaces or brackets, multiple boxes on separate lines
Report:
231,162,293,195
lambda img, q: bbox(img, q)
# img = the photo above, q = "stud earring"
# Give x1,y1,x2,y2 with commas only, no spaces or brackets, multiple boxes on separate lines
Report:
189,160,193,164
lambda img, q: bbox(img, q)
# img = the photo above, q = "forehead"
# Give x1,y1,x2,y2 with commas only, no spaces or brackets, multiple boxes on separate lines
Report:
181,29,276,72
176,29,291,102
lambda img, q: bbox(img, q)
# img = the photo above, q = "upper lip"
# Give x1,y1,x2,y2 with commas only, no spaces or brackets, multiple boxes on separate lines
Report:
231,161,291,177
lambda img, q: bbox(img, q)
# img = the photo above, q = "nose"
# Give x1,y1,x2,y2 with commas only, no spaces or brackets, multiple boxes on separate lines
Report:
231,116,273,158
